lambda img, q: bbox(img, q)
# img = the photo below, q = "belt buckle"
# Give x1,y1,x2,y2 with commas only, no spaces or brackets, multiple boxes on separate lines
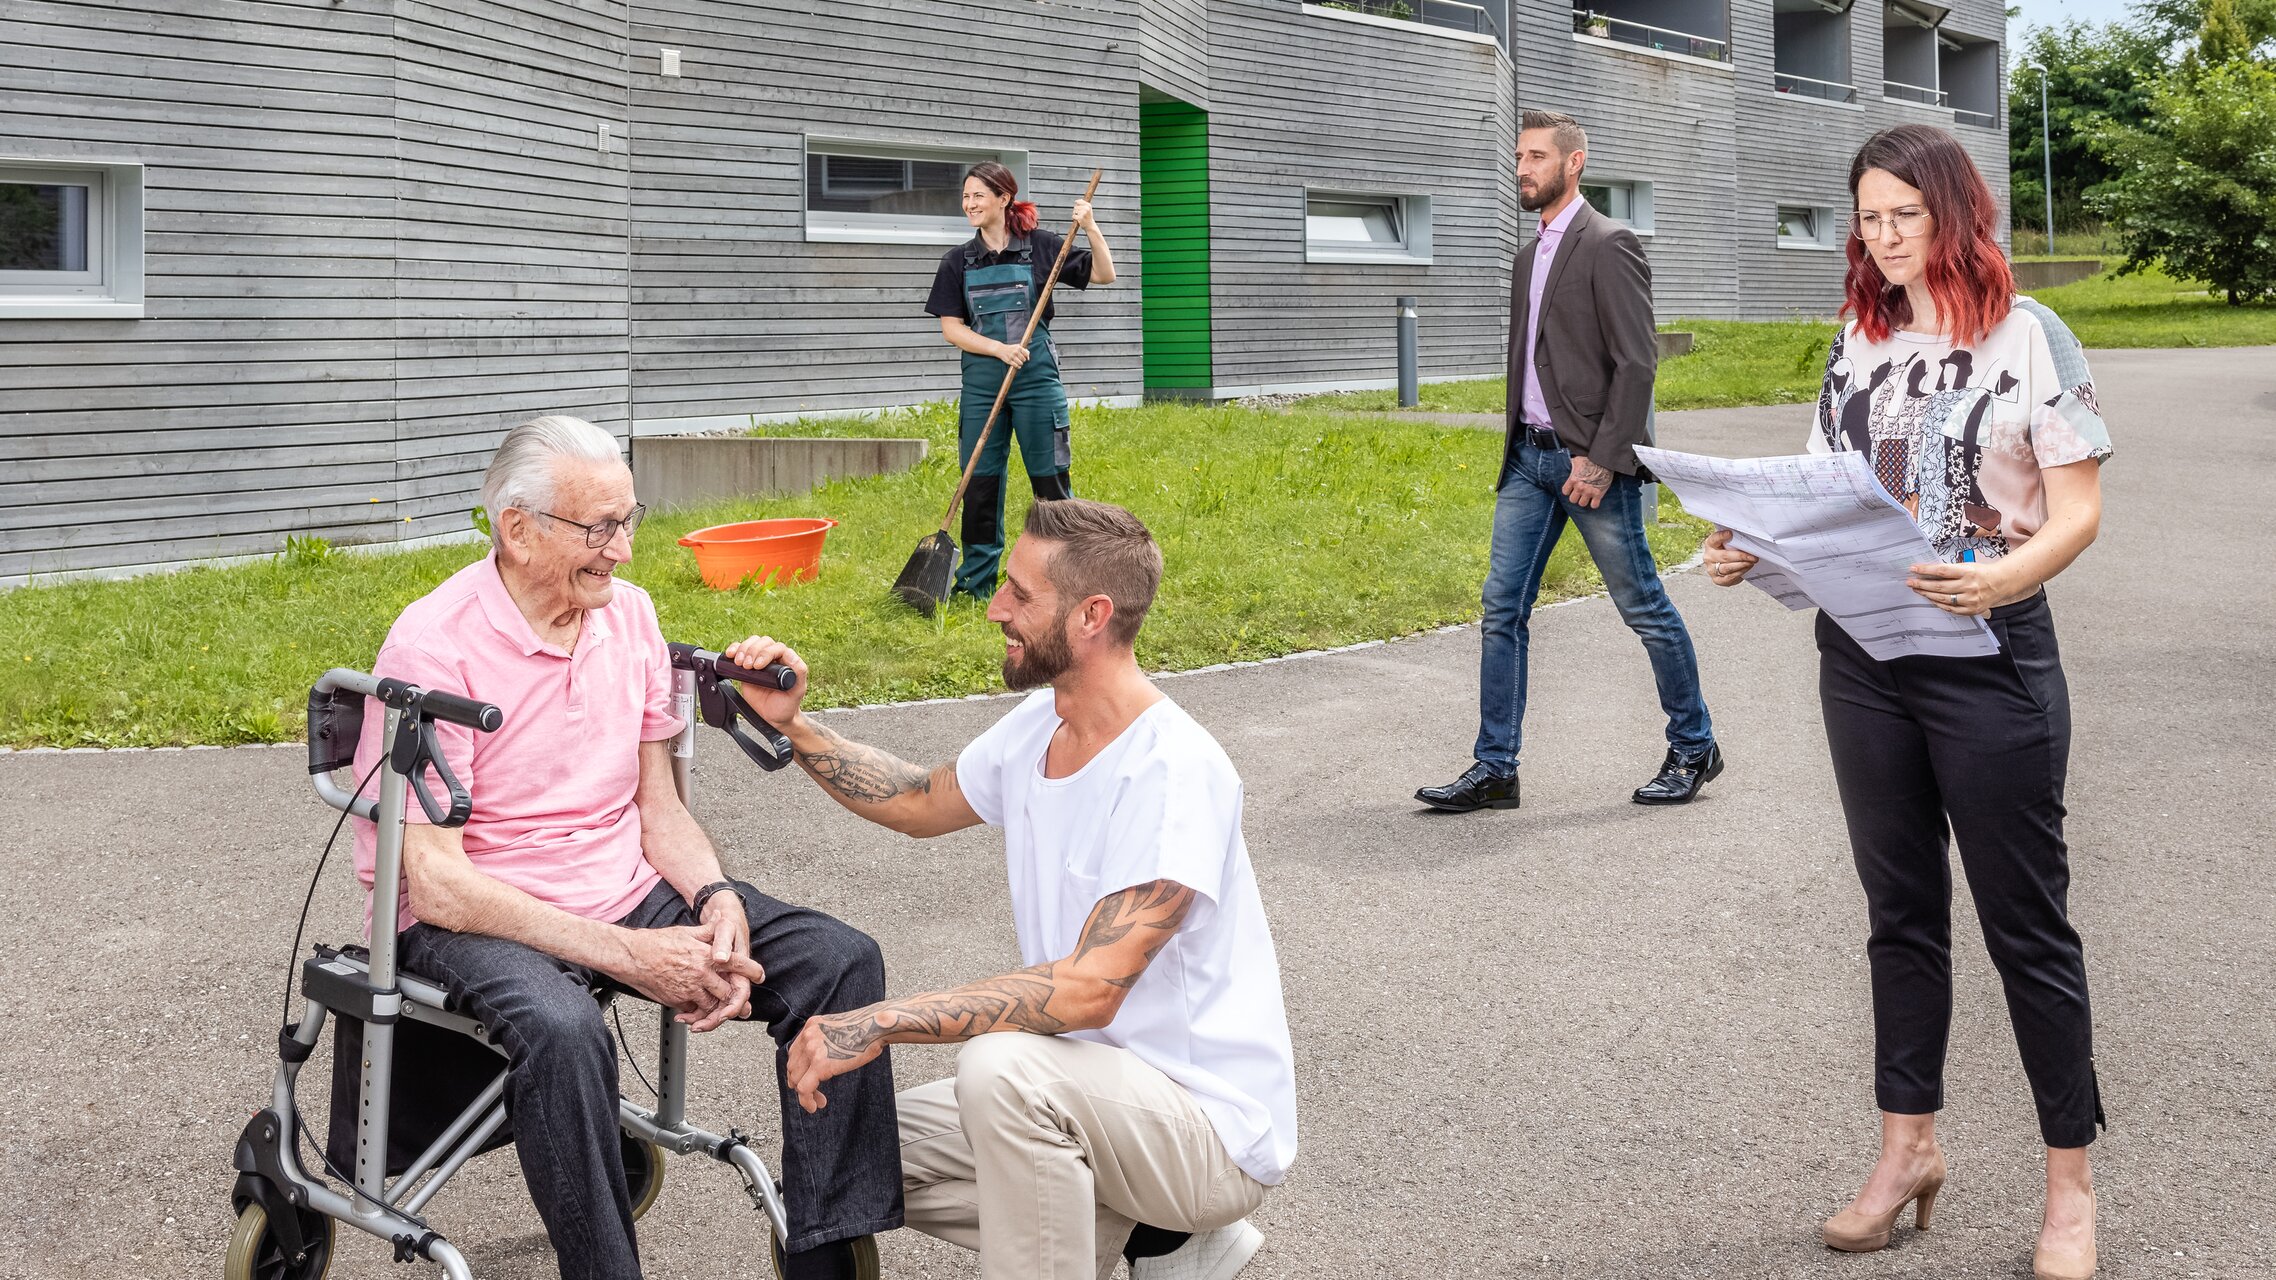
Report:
1527,425,1560,451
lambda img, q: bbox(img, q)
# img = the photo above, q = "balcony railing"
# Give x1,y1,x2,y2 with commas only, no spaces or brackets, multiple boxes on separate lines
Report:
1952,107,1997,127
1882,79,1949,106
1774,71,1858,102
1573,10,1730,61
1318,0,1507,43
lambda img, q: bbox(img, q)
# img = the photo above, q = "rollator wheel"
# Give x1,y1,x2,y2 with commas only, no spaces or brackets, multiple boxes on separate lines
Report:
769,1229,881,1280
223,1201,335,1280
622,1135,667,1222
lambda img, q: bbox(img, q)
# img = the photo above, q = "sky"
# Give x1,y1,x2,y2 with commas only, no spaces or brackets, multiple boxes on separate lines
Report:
2009,0,2142,42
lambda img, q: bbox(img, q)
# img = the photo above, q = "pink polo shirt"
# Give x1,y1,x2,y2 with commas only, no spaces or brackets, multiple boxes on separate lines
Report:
351,555,682,932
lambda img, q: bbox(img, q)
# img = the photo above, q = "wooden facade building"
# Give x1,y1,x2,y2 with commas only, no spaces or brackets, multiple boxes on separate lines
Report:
2,0,2003,581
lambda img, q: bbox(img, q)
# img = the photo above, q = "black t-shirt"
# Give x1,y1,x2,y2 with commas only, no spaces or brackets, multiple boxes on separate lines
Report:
924,228,1093,331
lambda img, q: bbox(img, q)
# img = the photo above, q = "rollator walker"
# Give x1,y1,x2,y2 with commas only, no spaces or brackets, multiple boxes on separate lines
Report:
225,643,872,1280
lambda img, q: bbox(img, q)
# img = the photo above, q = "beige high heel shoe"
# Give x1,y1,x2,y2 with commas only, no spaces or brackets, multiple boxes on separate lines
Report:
1821,1151,1947,1252
2032,1189,2098,1279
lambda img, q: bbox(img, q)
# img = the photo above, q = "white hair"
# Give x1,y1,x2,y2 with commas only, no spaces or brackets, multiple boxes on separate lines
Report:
478,415,624,538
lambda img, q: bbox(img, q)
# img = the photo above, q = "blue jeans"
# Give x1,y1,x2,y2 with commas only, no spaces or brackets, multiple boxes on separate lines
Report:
397,881,905,1278
1472,440,1714,774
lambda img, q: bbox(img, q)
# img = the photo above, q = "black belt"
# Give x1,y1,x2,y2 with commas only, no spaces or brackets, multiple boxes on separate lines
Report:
1519,423,1562,452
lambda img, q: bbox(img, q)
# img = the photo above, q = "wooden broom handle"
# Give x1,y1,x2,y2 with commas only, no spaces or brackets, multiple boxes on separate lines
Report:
938,169,1105,533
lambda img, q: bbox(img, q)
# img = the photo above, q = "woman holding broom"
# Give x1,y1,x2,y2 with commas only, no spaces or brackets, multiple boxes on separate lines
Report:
923,162,1116,601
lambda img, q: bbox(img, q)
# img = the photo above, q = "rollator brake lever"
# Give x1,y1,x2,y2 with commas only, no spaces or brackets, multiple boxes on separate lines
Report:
378,684,501,827
668,643,796,772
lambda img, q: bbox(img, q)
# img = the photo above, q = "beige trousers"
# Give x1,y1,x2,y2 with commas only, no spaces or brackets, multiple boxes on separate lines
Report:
897,1034,1270,1280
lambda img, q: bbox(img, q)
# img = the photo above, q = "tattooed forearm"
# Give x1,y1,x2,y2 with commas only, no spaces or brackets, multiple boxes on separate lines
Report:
812,880,1199,1058
795,719,933,804
1071,879,1193,986
818,964,1070,1059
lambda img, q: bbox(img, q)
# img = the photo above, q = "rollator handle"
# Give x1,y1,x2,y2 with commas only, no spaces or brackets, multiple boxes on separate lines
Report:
667,643,796,691
711,657,797,691
371,677,504,733
411,687,505,732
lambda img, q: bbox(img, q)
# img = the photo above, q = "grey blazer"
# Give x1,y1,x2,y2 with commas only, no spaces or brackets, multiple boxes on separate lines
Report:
1502,199,1659,478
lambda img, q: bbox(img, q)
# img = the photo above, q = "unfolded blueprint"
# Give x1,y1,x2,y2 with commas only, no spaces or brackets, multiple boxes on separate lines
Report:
1636,446,1999,660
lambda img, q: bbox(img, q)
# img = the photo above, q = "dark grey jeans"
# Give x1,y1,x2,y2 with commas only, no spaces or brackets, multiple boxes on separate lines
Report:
398,880,905,1278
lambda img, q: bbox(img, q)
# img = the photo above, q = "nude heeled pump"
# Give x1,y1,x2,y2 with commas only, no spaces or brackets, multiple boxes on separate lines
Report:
2032,1190,2098,1280
1821,1152,1947,1253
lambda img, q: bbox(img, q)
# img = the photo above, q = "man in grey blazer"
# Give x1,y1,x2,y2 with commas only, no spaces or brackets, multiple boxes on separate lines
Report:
1418,109,1724,814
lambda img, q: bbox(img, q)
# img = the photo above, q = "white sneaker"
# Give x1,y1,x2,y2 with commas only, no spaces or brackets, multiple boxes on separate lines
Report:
1130,1220,1264,1280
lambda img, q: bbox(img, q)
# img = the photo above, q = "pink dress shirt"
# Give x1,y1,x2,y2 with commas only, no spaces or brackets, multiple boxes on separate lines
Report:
351,555,682,932
1520,197,1587,430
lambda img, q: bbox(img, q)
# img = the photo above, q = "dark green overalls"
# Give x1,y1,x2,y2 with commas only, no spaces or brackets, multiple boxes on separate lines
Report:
956,236,1072,600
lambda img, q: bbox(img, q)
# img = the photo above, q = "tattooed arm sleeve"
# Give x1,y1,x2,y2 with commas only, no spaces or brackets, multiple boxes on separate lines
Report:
780,714,982,837
810,879,1200,1060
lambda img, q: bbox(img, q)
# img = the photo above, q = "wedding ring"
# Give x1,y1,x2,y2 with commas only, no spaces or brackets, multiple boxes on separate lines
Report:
1948,593,1959,605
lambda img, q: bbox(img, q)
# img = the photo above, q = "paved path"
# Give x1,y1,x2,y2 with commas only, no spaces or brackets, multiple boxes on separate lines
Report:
3,349,2271,1279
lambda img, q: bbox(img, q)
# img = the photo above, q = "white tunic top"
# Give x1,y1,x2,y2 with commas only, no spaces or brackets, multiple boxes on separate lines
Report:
957,689,1300,1185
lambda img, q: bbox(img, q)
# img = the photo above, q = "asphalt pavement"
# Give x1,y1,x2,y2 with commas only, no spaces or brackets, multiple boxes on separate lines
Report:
2,347,2270,1279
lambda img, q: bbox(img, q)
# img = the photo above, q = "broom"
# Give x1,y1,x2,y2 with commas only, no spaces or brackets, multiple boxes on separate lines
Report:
893,169,1105,616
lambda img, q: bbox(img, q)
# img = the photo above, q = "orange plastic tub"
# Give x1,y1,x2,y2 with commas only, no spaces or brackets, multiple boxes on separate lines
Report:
678,518,838,590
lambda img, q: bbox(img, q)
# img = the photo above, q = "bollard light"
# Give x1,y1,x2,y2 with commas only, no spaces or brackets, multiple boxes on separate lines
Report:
1396,296,1420,409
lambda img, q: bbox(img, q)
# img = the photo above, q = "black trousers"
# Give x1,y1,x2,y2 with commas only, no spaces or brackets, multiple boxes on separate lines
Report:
398,881,906,1279
1816,593,2104,1148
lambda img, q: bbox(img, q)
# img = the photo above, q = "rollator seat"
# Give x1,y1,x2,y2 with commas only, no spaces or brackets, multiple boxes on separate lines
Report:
319,945,519,1179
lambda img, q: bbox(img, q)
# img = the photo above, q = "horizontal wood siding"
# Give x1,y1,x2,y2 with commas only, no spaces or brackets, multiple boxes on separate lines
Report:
0,0,635,580
390,0,633,542
1142,0,1212,109
0,0,402,581
1140,98,1213,391
625,0,1145,426
1728,0,2012,319
1208,2,1513,392
1506,0,2011,322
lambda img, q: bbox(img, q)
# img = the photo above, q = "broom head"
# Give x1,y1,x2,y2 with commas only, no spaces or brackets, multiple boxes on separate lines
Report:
893,529,959,616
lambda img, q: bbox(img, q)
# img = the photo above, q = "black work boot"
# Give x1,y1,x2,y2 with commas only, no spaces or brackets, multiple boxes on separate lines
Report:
1415,762,1520,813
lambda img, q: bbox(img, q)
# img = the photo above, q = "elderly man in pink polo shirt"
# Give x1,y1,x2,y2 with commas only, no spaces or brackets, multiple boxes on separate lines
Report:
351,415,901,1280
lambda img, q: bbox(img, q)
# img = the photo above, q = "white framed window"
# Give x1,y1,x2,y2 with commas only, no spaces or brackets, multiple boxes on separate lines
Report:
1,159,145,319
1304,191,1434,264
1579,178,1655,235
1776,202,1842,249
802,137,1028,246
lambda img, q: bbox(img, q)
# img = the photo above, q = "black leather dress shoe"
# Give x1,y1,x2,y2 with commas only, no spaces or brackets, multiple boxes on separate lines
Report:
1416,762,1520,812
1632,744,1724,805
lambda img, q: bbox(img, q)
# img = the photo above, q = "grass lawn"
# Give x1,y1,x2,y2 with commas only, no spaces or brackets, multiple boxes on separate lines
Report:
2011,227,2124,262
0,402,1708,749
1311,318,1841,416
2026,264,2276,348
1313,262,2273,419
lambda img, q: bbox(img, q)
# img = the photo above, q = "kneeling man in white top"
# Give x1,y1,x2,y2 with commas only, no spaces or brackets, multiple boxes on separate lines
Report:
723,497,1298,1280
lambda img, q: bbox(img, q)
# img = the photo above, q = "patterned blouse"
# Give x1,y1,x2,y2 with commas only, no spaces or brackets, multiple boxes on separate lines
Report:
1808,297,2114,563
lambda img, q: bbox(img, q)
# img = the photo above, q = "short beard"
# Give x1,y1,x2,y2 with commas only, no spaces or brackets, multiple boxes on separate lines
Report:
1519,169,1569,214
1002,604,1077,691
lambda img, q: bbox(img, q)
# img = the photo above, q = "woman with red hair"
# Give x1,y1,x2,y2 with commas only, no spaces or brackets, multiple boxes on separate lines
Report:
1703,125,2112,1279
924,161,1118,600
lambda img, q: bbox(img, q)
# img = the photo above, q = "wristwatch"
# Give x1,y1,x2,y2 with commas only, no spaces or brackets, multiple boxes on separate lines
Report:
691,881,740,916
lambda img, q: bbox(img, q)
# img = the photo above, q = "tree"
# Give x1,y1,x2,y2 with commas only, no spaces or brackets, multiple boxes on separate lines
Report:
2090,58,2276,303
2132,0,2276,57
2008,20,2163,232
